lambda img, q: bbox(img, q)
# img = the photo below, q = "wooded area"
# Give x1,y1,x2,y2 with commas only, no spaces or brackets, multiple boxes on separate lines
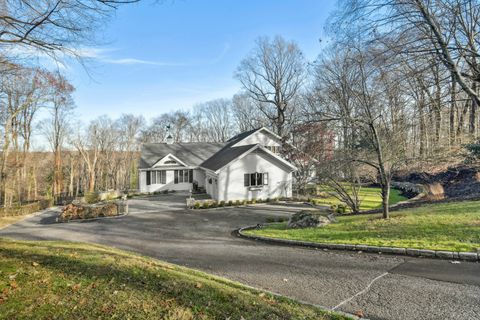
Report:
1,1,479,220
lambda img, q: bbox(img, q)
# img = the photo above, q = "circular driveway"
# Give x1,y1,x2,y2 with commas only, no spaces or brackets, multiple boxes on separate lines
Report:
1,194,479,320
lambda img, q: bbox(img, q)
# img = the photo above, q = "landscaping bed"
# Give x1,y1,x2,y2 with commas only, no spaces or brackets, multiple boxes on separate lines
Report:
57,201,126,222
0,239,347,320
245,200,480,253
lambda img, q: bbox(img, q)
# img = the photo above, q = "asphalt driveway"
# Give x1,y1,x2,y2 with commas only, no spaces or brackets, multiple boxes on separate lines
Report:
1,194,479,320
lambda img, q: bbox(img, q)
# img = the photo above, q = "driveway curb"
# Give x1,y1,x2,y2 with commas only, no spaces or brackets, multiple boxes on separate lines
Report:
236,225,480,261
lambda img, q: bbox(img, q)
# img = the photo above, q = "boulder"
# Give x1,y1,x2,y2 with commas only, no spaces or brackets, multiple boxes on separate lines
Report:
287,211,333,229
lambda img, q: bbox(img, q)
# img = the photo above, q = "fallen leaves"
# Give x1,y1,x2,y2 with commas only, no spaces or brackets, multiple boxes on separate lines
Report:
32,262,39,267
71,283,81,292
194,282,203,289
9,280,18,290
354,310,364,318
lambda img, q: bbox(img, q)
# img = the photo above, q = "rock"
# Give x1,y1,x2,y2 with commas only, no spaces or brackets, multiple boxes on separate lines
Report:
287,211,332,229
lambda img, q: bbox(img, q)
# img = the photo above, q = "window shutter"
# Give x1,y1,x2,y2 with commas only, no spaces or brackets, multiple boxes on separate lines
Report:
146,171,151,185
189,169,193,183
244,174,249,187
174,170,178,184
264,173,268,185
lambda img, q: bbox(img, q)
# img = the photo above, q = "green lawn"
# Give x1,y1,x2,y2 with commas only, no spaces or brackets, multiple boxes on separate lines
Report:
246,200,480,252
0,239,347,320
313,185,407,211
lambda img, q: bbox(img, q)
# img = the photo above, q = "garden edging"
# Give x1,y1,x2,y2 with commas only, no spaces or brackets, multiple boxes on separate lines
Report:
237,225,480,261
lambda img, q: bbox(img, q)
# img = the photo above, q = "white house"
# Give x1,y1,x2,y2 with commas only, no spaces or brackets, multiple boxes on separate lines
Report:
138,127,296,201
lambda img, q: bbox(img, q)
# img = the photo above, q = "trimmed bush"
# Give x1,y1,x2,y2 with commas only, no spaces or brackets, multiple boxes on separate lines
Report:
194,202,201,209
235,200,241,206
202,202,209,209
219,201,225,207
84,192,100,204
266,198,271,203
227,200,233,206
210,201,218,208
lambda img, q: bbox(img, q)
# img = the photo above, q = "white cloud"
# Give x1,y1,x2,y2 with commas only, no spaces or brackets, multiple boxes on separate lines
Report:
101,58,184,67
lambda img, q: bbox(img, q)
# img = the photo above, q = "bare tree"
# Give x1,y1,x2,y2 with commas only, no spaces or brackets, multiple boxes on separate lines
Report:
40,72,75,198
235,36,306,141
0,0,139,62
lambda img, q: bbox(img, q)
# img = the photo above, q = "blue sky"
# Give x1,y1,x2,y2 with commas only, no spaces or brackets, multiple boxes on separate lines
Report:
68,0,337,121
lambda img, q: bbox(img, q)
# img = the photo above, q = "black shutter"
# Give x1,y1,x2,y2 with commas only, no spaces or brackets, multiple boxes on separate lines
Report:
244,174,250,187
189,169,193,183
146,171,151,185
174,170,178,184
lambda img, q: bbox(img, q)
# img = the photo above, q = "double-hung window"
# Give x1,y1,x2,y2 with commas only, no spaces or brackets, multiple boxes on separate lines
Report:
174,169,193,184
244,172,268,187
146,171,166,185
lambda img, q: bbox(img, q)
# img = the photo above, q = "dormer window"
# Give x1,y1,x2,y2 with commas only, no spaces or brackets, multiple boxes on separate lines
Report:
265,146,280,154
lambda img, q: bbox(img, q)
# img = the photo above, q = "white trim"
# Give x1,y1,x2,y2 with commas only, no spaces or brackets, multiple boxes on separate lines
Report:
214,145,297,174
151,153,188,168
257,145,297,171
230,127,283,148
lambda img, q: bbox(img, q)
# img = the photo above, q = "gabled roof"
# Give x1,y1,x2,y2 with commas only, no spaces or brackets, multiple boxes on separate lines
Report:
201,144,297,173
139,142,225,169
226,127,260,144
200,144,256,172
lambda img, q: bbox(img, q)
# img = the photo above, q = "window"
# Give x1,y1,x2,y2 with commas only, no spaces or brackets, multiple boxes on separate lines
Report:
147,171,166,185
265,146,280,154
244,172,268,187
174,169,193,184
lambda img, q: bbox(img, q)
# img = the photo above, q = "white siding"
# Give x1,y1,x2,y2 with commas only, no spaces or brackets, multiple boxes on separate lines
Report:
234,130,281,148
139,169,199,193
216,151,292,202
205,172,218,199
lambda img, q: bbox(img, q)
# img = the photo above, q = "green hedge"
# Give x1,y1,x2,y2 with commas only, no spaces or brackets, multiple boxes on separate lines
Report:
0,199,53,217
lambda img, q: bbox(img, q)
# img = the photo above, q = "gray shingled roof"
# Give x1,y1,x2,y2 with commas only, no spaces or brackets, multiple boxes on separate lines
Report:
200,144,256,171
139,142,225,169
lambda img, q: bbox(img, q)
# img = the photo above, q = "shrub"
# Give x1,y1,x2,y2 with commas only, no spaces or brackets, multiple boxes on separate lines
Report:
336,204,347,214
162,189,169,194
266,197,271,203
235,200,241,206
242,200,247,205
210,201,218,208
219,201,225,207
265,217,275,223
84,192,100,204
227,200,233,206
194,202,201,209
251,199,256,204
276,217,287,222
202,202,209,209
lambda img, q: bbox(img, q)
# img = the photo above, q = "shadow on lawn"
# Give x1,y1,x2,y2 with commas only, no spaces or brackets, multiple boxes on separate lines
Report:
0,242,326,319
